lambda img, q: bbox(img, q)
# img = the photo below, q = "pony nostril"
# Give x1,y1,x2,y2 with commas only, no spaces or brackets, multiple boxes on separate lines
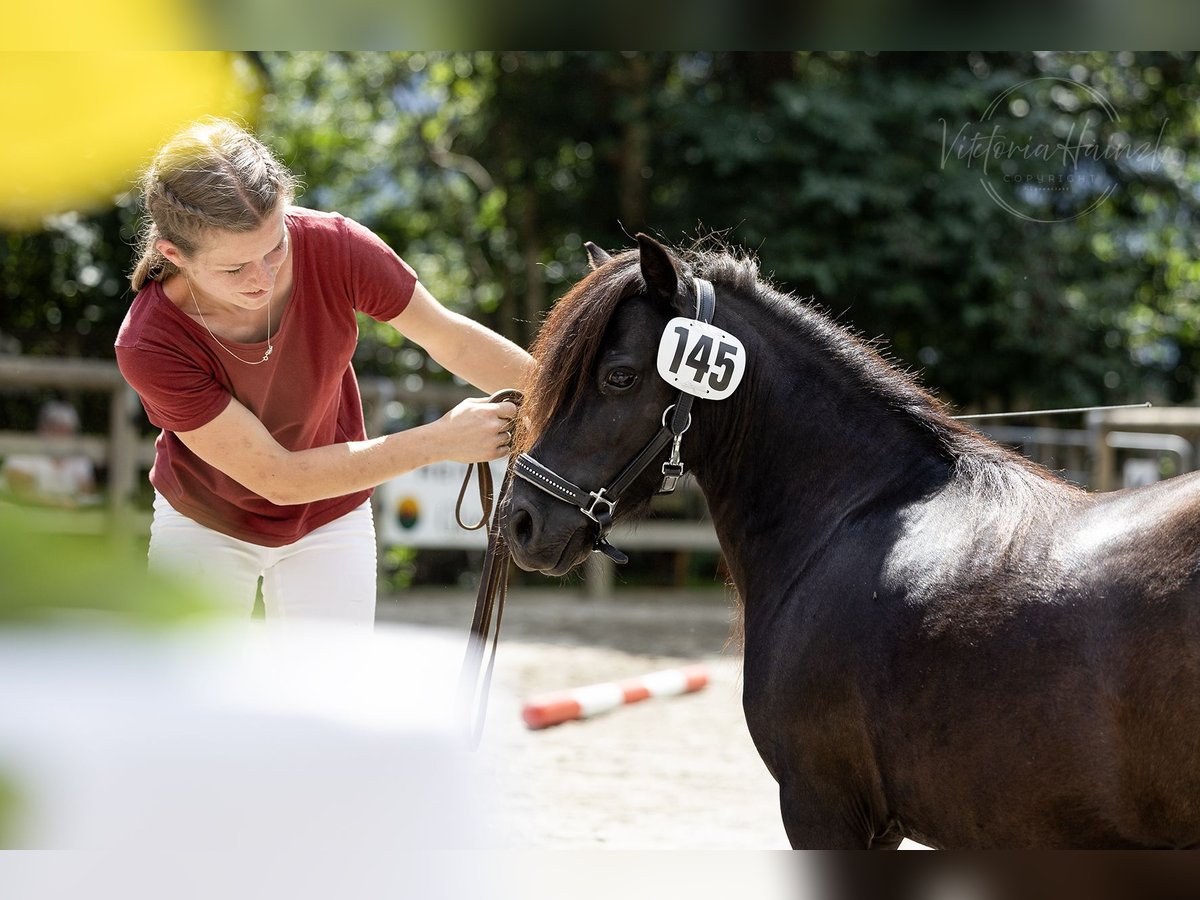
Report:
508,506,534,545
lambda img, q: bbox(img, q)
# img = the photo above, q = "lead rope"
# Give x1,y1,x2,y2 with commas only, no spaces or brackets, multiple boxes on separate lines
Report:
455,388,523,748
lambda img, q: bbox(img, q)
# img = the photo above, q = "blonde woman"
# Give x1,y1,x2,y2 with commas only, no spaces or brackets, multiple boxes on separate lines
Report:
117,118,531,623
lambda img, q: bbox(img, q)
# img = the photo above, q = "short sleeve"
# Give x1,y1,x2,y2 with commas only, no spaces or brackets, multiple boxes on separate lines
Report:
341,216,418,322
116,342,232,433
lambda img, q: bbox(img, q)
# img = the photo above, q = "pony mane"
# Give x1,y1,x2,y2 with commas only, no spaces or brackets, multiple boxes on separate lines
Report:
518,249,649,451
519,242,1075,506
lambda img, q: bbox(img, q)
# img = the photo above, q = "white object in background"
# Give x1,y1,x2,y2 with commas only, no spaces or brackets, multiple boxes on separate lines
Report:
377,458,506,549
1122,457,1160,488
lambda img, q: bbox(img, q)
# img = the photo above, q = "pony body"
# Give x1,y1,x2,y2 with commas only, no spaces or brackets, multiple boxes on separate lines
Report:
503,235,1200,849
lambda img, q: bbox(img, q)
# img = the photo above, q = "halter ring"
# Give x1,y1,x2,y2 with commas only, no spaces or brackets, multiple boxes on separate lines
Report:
661,404,692,433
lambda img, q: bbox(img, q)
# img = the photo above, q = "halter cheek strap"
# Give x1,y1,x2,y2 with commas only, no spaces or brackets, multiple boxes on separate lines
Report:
514,277,716,564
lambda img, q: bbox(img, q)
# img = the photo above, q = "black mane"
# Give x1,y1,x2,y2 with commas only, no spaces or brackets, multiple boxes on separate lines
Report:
519,242,1075,509
688,247,1075,505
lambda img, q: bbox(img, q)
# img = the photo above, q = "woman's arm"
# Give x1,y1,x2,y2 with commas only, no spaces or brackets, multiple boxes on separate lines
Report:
175,393,516,506
175,283,530,506
388,283,534,393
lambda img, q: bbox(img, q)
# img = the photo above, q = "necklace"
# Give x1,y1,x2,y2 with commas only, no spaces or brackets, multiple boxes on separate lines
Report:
185,276,275,365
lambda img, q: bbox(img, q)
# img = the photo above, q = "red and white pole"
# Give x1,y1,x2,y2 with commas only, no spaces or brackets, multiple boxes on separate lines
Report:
522,664,709,730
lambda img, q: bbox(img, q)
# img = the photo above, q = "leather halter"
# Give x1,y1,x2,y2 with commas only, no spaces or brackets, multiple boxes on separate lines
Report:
513,277,717,565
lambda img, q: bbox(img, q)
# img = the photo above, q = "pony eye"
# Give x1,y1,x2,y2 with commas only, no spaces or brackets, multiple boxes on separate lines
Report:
604,368,639,391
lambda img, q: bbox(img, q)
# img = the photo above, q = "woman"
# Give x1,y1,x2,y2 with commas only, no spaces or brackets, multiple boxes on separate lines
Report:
116,118,532,624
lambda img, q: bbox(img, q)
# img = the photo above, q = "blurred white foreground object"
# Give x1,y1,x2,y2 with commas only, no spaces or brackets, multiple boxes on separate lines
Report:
0,621,496,859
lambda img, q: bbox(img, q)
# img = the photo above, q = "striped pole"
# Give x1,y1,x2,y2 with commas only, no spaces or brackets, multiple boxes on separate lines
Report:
522,664,709,730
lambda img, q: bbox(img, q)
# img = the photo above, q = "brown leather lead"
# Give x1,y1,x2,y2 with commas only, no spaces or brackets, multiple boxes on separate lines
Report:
455,388,523,747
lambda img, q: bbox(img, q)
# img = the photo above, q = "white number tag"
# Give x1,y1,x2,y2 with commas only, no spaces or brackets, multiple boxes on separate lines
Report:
656,317,746,400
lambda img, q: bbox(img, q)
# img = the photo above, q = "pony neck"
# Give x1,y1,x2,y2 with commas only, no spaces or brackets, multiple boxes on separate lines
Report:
685,290,959,601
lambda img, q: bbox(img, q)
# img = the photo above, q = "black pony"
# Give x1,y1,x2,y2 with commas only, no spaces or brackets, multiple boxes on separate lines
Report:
501,234,1200,849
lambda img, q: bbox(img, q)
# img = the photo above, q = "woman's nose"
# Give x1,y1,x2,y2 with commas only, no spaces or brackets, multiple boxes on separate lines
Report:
248,261,275,290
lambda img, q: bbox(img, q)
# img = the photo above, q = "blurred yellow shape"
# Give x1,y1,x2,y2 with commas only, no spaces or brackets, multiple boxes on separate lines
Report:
0,51,259,228
6,0,211,50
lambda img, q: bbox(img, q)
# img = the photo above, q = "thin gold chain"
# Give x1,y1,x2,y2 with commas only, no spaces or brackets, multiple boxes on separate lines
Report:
185,276,275,365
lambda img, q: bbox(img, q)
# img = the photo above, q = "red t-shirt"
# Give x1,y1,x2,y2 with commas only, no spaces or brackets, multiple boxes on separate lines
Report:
115,207,416,546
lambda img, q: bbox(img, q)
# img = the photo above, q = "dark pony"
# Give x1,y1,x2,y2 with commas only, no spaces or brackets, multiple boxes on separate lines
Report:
504,234,1200,849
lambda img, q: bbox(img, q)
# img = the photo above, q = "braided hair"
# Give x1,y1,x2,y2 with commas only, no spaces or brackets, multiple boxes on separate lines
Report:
129,118,296,291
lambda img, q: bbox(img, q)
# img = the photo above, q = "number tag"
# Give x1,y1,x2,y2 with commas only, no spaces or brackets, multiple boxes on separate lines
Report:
656,318,746,400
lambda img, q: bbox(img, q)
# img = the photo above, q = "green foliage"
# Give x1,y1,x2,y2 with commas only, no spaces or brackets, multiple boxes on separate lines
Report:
0,202,140,430
0,770,18,847
2,51,1199,414
642,51,1200,409
0,508,220,624
380,543,418,592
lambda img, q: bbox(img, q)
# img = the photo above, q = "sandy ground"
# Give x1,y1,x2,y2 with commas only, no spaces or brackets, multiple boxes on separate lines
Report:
378,586,793,850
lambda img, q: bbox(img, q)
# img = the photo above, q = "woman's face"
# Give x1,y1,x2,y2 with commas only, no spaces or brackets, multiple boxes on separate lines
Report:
159,207,290,312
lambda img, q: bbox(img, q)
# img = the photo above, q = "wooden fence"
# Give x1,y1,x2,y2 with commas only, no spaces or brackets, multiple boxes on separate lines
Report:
13,356,1200,594
0,355,148,537
0,356,722,595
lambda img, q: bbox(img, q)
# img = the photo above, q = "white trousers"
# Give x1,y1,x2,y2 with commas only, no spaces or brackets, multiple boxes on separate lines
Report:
148,492,378,625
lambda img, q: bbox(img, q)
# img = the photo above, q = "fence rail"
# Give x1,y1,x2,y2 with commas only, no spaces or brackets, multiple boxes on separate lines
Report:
0,358,719,595
8,356,1198,554
0,355,144,533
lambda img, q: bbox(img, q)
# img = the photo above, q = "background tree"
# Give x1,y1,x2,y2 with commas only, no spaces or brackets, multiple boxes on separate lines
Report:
3,51,1198,432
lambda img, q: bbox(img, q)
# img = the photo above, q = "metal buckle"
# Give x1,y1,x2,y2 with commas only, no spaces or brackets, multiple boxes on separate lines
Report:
659,468,683,494
658,433,685,494
580,488,616,525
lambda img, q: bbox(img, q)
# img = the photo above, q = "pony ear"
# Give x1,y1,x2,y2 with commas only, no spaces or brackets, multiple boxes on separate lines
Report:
584,241,611,269
636,233,681,306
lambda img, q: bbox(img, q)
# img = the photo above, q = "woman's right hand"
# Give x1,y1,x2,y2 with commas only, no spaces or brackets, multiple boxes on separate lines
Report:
431,396,518,464
173,393,520,507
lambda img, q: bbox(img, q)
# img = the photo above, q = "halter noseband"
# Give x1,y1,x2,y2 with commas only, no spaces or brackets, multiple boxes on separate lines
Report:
513,278,717,565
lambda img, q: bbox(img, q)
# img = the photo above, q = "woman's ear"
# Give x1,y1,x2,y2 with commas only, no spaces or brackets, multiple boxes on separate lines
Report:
155,238,186,268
